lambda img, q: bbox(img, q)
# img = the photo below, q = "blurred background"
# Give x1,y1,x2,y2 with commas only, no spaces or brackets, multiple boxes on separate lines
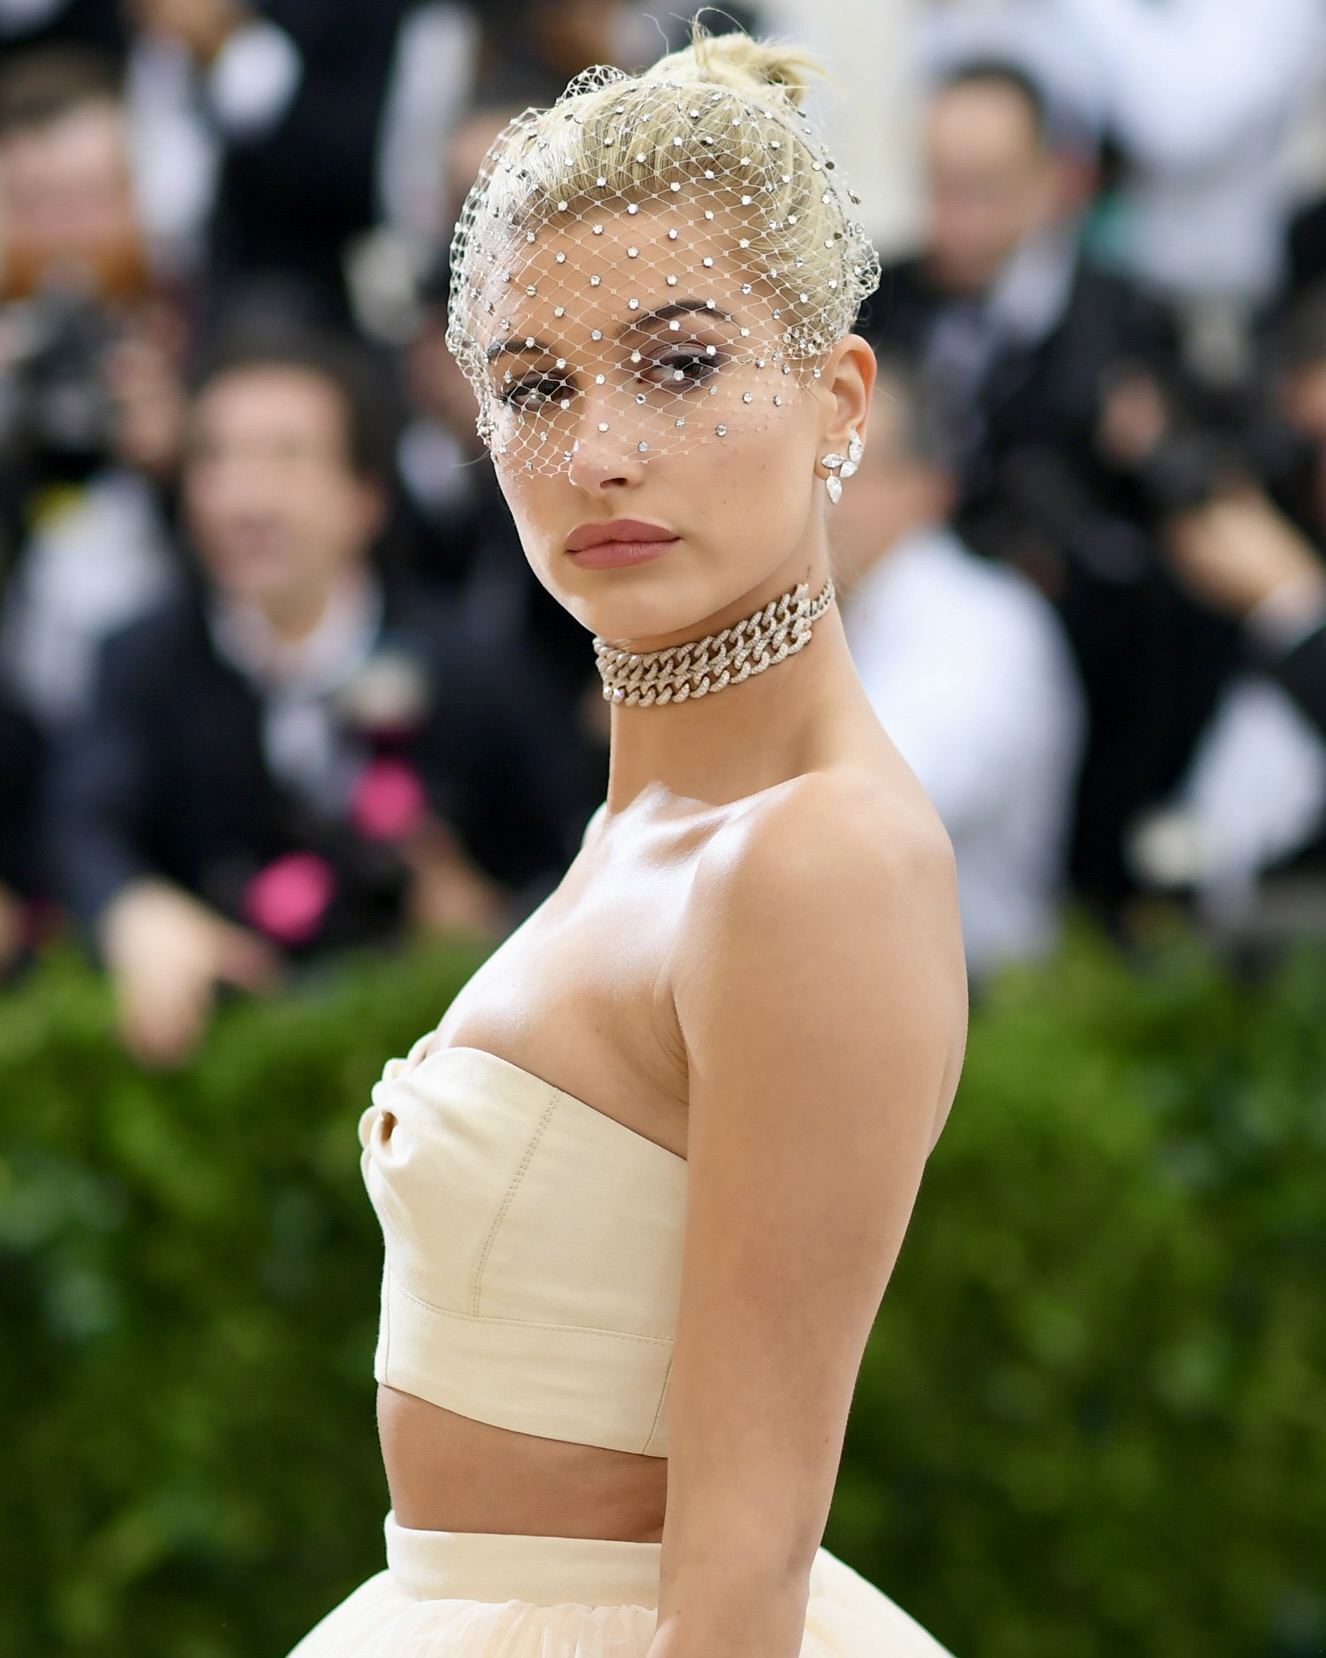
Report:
0,1,1323,1654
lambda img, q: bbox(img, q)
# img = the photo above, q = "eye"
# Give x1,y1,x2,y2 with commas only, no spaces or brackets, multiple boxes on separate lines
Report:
641,346,724,392
500,373,571,410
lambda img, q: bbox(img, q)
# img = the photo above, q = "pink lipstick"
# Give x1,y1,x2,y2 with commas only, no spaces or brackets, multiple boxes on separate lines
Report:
565,518,679,569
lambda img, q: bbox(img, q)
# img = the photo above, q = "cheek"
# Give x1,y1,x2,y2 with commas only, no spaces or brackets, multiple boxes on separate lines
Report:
494,418,817,574
493,467,572,585
185,473,240,541
308,477,368,542
496,466,543,540
673,427,819,582
692,432,779,519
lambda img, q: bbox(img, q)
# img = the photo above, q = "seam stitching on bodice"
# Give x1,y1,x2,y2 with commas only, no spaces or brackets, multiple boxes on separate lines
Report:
469,1091,560,1317
392,1278,674,1346
642,1355,672,1453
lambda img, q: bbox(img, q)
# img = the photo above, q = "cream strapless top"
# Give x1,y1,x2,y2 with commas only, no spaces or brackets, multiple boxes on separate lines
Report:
359,1039,688,1457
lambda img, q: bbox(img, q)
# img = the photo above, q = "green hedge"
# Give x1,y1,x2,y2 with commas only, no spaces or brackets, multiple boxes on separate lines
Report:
829,933,1326,1658
1,930,1323,1657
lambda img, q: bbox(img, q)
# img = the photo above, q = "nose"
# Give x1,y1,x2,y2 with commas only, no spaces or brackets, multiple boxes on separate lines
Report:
564,389,648,492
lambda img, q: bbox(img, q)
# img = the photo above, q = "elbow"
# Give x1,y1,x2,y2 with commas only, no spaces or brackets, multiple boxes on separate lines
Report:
660,1501,827,1614
656,1542,814,1658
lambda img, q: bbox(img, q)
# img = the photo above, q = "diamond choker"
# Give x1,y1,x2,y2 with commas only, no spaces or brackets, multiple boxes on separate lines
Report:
593,577,835,707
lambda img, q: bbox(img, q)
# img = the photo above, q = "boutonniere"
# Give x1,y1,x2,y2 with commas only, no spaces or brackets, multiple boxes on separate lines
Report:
243,851,336,945
335,646,432,738
350,755,427,842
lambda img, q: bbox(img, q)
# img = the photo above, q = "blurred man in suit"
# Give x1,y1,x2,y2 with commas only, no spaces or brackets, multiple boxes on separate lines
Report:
836,361,1084,977
47,328,592,1063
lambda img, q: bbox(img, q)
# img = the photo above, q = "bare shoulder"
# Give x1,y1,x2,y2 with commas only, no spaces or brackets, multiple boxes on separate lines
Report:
673,765,966,1143
689,766,960,952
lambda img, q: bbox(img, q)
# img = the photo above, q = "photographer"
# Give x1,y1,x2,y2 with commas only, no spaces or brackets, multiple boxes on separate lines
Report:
0,48,188,728
1156,285,1326,741
1091,296,1326,903
869,57,1243,918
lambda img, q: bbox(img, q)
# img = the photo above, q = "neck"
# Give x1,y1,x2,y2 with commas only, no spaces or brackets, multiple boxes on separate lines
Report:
601,551,869,812
837,510,937,602
262,592,331,645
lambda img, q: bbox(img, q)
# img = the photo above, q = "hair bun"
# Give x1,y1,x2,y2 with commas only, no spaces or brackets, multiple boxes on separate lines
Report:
645,27,823,112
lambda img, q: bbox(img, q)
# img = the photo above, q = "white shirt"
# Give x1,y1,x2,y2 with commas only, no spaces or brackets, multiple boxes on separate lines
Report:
844,525,1085,977
209,570,384,812
0,469,178,728
1181,676,1326,902
1051,0,1326,302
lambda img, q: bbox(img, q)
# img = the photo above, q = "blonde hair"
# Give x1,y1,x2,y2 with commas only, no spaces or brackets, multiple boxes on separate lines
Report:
447,29,879,408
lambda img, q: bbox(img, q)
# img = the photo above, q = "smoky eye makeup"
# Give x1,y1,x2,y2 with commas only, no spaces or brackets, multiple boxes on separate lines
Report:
490,340,574,408
639,340,728,391
499,368,572,409
493,334,734,413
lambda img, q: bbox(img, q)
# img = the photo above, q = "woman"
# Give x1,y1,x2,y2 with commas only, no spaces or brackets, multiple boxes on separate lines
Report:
290,30,967,1658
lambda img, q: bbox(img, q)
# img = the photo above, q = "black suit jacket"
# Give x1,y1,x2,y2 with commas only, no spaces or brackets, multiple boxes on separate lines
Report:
0,692,41,897
207,0,415,325
1285,195,1326,307
0,0,122,56
1266,621,1326,740
46,575,594,949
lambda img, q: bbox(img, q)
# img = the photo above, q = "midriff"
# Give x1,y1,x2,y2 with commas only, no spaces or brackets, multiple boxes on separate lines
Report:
378,1385,669,1542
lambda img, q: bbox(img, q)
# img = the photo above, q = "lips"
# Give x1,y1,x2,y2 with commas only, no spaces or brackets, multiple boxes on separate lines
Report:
565,518,678,553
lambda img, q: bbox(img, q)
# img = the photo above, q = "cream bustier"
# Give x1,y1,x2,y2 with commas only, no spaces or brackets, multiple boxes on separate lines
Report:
359,1041,688,1457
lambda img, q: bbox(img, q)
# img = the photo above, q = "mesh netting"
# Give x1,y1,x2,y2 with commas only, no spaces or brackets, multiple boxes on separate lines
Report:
446,49,880,477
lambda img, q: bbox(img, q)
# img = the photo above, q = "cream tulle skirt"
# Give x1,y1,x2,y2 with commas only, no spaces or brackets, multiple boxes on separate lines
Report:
286,1513,954,1657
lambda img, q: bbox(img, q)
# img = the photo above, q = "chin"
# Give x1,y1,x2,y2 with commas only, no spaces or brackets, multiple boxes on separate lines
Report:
553,579,701,647
205,547,292,599
551,556,776,649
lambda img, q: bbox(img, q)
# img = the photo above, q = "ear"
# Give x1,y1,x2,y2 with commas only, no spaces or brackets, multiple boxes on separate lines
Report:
817,334,877,463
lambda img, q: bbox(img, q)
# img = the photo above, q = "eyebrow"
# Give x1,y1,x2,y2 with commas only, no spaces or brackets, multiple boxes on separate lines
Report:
485,300,735,363
624,301,734,334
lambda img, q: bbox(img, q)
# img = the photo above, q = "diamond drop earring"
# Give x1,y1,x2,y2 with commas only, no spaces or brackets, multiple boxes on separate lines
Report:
819,428,864,504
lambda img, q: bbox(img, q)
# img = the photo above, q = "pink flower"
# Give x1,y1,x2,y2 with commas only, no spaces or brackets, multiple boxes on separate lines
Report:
243,852,336,945
351,756,427,841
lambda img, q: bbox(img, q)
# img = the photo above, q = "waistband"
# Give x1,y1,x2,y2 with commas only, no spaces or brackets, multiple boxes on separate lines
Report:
384,1511,663,1608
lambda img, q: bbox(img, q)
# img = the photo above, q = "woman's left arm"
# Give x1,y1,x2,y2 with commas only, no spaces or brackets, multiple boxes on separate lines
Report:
651,776,966,1658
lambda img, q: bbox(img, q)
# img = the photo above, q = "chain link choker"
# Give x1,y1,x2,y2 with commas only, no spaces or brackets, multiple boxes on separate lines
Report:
593,578,836,707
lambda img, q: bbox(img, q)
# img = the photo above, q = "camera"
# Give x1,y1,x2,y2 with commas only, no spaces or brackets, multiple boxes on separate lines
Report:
0,286,121,471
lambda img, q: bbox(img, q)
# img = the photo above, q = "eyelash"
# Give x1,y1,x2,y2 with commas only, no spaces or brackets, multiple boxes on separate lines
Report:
500,375,567,410
645,348,723,389
499,346,724,409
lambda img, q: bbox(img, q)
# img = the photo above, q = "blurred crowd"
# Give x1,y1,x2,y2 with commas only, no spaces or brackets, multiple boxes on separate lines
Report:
6,0,1326,1063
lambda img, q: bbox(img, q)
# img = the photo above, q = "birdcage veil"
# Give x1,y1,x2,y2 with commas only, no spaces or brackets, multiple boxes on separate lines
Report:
445,31,880,476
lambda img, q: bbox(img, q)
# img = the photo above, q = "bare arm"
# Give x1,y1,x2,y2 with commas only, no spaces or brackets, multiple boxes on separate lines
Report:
1166,488,1326,624
99,880,280,1067
650,776,966,1658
